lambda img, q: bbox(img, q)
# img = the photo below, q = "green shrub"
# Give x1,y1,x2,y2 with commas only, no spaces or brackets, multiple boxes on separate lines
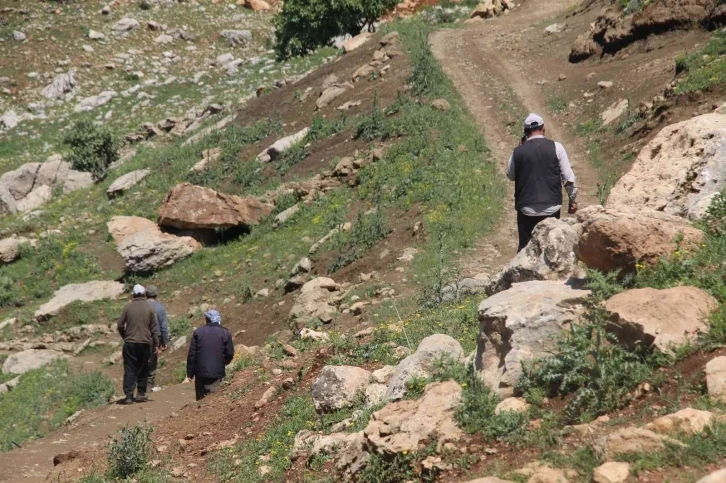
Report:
674,31,726,93
703,188,726,237
327,207,391,273
358,453,416,483
63,119,119,181
107,424,153,479
407,24,446,97
353,94,392,141
274,0,398,59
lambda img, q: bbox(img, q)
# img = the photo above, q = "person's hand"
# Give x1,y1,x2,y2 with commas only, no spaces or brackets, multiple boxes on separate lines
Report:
568,202,578,215
183,377,193,384
160,345,167,352
154,347,162,355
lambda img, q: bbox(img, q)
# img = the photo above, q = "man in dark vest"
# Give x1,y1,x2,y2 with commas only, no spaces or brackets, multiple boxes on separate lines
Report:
507,113,578,251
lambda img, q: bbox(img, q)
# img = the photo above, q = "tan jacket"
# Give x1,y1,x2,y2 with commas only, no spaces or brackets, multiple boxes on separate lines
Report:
117,298,160,347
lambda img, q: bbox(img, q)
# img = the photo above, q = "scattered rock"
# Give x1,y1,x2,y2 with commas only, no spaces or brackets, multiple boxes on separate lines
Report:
240,0,271,11
344,32,373,53
107,169,151,198
316,85,348,110
544,23,565,34
604,287,716,352
107,216,201,272
644,408,714,435
495,397,530,414
598,80,614,89
601,99,629,126
576,205,704,273
366,380,462,454
698,469,726,483
289,277,341,327
88,30,106,41
2,349,69,375
299,328,329,342
221,30,252,46
476,281,590,396
593,462,629,483
35,281,125,321
74,91,117,112
607,112,726,220
595,427,680,460
41,71,76,101
706,356,726,403
254,386,276,409
0,236,34,263
486,218,579,295
431,99,451,111
12,31,26,41
257,128,309,163
112,18,140,32
386,334,464,400
312,366,371,412
158,183,273,230
470,0,509,19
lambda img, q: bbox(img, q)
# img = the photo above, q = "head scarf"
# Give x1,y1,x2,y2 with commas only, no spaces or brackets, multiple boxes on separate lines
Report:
204,309,222,325
132,284,146,297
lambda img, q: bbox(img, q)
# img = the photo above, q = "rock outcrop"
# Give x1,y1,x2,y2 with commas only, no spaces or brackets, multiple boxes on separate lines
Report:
108,216,201,272
256,128,309,163
2,349,69,375
386,334,464,400
594,426,679,460
0,236,34,263
106,169,150,198
643,408,714,435
706,356,726,403
312,366,371,412
593,462,630,483
35,281,125,321
486,218,580,294
576,205,704,273
158,183,273,230
288,277,341,327
607,112,726,220
476,281,590,396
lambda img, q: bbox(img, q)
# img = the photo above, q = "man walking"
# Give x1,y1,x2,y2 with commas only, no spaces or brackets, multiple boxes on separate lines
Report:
117,284,160,404
145,285,169,391
507,113,578,251
186,309,234,401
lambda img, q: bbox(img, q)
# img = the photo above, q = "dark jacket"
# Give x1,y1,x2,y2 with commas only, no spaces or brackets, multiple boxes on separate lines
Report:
187,323,234,380
118,298,160,347
512,138,562,211
148,299,170,346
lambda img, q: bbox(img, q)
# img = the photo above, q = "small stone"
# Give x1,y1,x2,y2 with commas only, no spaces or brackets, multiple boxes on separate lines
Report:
598,80,614,89
558,73,567,81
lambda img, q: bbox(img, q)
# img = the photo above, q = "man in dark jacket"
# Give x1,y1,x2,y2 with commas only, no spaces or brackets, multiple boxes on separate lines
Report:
144,285,169,391
186,309,234,401
507,113,579,251
117,284,160,404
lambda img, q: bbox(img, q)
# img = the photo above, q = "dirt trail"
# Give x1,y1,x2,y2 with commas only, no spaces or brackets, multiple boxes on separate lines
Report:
0,383,195,482
431,0,600,276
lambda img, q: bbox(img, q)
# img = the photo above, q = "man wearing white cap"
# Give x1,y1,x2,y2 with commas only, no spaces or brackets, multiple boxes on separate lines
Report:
117,284,160,404
506,113,578,251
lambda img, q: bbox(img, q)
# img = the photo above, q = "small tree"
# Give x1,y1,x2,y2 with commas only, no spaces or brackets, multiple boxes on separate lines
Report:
63,119,119,181
107,424,153,479
274,0,398,59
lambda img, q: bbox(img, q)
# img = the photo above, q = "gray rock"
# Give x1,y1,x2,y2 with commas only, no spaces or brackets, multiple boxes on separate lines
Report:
0,237,33,264
88,30,106,41
486,218,580,295
16,185,52,213
2,349,69,375
41,71,77,101
386,334,464,400
107,169,151,198
35,281,125,321
74,91,117,112
171,336,187,352
476,281,590,396
154,34,174,44
220,30,252,46
112,18,140,32
257,128,309,162
273,204,301,228
312,365,371,412
316,85,347,110
0,110,19,130
0,375,20,394
12,31,26,41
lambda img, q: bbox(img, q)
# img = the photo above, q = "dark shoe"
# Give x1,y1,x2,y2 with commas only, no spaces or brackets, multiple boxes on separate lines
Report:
135,393,149,403
117,397,134,405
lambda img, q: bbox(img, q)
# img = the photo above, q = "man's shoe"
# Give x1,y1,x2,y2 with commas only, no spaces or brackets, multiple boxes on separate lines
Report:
135,393,149,403
117,397,134,405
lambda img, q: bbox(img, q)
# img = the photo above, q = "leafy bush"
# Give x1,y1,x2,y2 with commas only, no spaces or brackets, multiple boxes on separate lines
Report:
274,0,398,59
358,453,416,483
703,188,726,237
674,30,726,93
328,207,391,273
353,94,392,142
108,424,153,479
63,119,119,181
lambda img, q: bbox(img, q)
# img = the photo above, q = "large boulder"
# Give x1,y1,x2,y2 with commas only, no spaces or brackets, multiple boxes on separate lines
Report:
41,71,76,101
607,112,726,220
288,277,341,327
386,334,464,401
476,281,590,396
107,216,202,272
107,169,150,198
16,185,52,212
35,281,125,321
604,287,716,352
344,32,373,52
158,183,273,230
2,349,69,375
240,0,271,11
365,380,462,455
487,218,580,294
0,236,34,263
576,205,704,273
594,426,680,460
592,462,630,483
316,85,348,110
312,365,371,412
643,408,714,435
706,356,726,403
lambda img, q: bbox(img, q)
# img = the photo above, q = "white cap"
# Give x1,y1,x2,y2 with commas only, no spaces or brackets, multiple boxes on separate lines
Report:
524,113,544,130
132,284,146,296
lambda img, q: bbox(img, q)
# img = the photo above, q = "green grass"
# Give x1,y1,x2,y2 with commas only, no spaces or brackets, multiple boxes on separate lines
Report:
675,30,726,94
547,95,569,114
0,361,114,452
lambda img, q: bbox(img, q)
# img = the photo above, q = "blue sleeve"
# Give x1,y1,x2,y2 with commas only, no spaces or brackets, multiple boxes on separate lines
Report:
158,306,170,346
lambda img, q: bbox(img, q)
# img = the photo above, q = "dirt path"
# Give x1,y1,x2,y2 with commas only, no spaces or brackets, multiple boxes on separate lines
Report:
430,0,600,276
0,382,195,482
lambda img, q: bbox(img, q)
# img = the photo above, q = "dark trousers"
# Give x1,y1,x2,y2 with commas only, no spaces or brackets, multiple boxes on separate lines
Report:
146,351,158,389
517,210,560,252
122,342,152,398
194,376,222,401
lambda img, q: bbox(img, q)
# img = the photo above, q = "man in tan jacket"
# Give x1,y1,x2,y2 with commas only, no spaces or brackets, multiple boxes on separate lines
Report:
117,284,160,404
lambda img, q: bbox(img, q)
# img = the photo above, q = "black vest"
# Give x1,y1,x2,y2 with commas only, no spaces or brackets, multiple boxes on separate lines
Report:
512,138,562,211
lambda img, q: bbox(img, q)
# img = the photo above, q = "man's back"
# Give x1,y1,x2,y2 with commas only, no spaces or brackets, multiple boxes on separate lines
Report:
148,299,169,346
118,299,158,346
188,324,234,380
512,137,562,211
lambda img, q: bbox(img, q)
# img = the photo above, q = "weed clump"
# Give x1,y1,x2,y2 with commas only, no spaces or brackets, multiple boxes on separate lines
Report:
107,424,154,479
63,119,119,181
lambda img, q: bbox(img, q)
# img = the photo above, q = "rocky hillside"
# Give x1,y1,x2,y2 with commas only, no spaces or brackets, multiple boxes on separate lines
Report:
0,0,725,482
